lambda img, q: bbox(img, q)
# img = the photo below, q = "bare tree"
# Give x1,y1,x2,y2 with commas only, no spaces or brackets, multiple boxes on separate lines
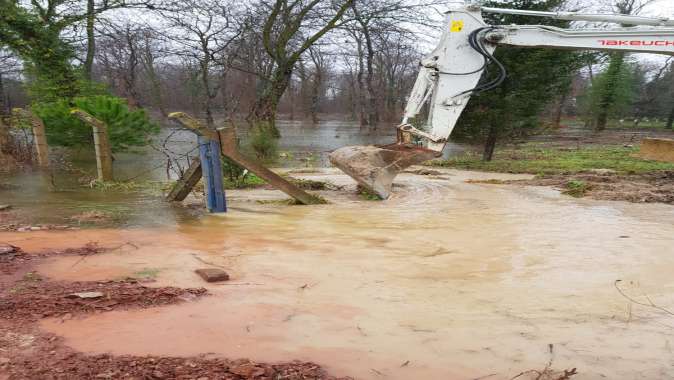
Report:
373,30,419,121
159,0,245,127
341,0,441,127
138,29,168,116
0,0,159,99
97,22,144,107
246,0,354,136
0,49,21,120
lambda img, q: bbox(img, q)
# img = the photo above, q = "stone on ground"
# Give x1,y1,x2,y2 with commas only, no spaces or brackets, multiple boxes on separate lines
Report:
195,268,230,282
65,292,104,299
0,244,18,255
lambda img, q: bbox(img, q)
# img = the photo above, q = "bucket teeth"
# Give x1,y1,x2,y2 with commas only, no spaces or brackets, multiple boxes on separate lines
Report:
329,145,440,199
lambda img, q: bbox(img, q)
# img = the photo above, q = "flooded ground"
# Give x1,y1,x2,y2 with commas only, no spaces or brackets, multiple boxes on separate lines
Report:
3,168,674,379
0,119,465,226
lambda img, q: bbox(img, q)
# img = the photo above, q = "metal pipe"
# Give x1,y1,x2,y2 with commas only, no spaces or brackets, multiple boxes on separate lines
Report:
481,7,674,27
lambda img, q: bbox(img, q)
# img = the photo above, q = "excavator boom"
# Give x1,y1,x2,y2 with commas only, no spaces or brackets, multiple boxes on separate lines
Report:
330,3,674,199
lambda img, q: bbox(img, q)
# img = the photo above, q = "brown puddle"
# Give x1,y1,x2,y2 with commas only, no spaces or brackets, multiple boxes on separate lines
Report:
3,169,674,379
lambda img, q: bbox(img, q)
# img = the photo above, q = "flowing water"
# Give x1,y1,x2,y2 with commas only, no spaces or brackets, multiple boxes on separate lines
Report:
0,120,464,225
2,121,674,379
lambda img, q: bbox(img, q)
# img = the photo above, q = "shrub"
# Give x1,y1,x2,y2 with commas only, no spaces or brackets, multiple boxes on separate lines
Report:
563,180,591,197
247,124,278,161
33,95,159,152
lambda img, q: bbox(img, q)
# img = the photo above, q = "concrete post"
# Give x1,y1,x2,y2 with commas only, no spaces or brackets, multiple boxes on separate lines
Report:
14,109,49,168
29,112,50,168
71,109,114,181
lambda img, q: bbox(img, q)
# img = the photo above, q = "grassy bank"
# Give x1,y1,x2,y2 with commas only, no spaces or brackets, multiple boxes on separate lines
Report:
429,145,674,175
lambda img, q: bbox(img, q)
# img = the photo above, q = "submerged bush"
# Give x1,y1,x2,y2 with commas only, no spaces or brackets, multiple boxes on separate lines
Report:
34,95,159,152
563,180,591,197
247,123,278,161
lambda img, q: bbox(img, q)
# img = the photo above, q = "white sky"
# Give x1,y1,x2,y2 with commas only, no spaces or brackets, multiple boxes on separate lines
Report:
643,0,674,17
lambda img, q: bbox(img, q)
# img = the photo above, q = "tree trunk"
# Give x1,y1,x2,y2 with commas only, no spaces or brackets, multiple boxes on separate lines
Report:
363,27,378,127
288,79,295,121
483,124,498,161
0,72,7,123
0,75,8,154
249,65,293,137
83,0,96,81
124,31,141,109
220,71,229,116
148,69,166,116
199,49,214,127
142,45,166,117
595,52,625,131
310,71,321,124
554,91,568,128
0,118,8,154
666,101,674,130
354,39,368,127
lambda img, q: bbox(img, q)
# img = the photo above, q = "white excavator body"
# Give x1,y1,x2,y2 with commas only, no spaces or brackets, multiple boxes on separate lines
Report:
329,3,674,199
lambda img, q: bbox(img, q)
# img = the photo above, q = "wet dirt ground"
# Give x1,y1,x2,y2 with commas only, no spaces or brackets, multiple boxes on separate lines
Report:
2,168,674,379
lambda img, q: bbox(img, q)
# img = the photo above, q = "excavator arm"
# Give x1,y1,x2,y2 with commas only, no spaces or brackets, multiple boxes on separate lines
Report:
330,4,674,199
401,5,674,151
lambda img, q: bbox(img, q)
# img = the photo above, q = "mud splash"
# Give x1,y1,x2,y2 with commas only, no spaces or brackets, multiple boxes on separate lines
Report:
3,169,674,379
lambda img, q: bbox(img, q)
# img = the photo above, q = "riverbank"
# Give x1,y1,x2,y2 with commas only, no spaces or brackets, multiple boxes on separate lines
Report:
429,141,674,204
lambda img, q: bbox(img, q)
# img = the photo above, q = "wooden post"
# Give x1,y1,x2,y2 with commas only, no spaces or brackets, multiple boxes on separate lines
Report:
71,109,113,181
218,126,325,205
168,112,324,205
166,158,203,202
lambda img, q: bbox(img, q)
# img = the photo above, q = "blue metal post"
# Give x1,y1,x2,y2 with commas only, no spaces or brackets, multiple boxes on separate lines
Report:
198,136,227,213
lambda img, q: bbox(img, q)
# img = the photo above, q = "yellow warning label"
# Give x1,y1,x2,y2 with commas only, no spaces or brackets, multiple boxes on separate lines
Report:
450,20,464,32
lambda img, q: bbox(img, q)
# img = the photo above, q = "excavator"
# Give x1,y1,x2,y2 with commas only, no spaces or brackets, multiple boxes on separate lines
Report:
329,2,674,199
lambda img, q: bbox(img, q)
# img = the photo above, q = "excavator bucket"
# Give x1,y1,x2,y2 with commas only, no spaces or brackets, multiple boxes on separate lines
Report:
329,144,440,199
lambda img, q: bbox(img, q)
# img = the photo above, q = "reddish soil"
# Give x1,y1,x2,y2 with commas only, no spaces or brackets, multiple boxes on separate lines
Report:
0,244,351,380
0,278,207,321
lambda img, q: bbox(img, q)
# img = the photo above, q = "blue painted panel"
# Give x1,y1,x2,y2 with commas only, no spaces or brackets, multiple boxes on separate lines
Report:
198,136,227,213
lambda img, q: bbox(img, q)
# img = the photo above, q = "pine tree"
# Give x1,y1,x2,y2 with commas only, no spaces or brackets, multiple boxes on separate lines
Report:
451,0,584,161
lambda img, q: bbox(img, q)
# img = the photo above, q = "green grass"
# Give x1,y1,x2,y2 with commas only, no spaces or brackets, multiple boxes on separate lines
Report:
561,118,674,130
223,173,266,189
357,186,383,201
563,180,591,197
287,177,337,191
605,120,672,130
429,146,674,175
256,195,328,205
88,180,166,192
131,267,161,279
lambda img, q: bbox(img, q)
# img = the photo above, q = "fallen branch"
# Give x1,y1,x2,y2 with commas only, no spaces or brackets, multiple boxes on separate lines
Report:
614,280,674,317
509,344,577,380
68,242,138,268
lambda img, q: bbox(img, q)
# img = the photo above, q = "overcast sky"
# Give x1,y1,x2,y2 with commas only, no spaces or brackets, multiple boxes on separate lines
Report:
644,0,674,17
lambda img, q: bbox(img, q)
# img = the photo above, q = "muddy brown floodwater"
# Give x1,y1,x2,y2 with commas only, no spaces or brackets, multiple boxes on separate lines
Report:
3,168,674,379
